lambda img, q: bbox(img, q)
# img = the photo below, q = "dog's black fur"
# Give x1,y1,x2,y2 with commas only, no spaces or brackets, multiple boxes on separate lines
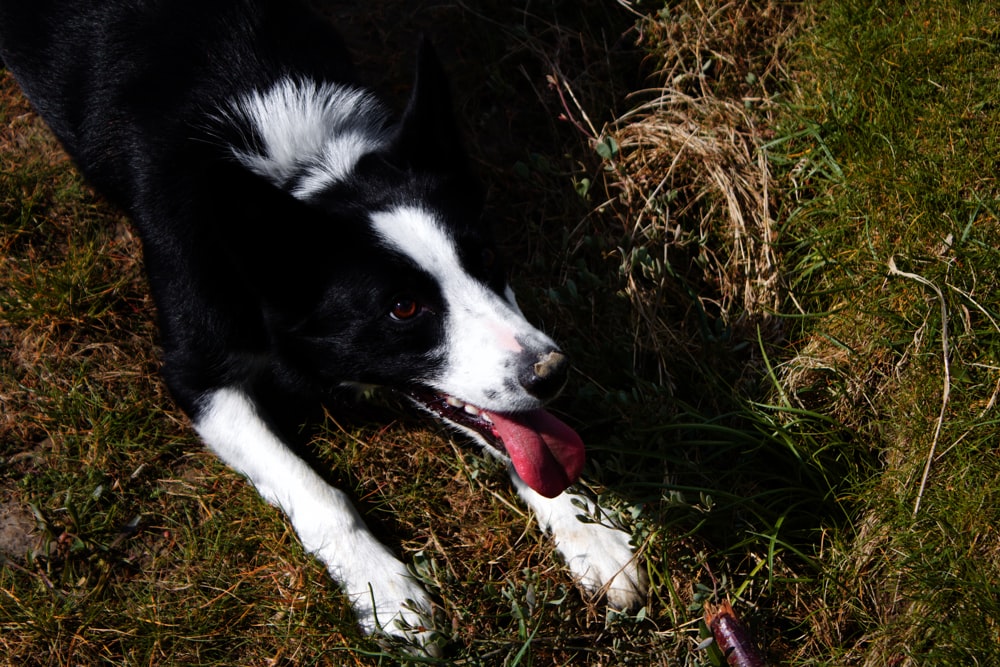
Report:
3,0,495,437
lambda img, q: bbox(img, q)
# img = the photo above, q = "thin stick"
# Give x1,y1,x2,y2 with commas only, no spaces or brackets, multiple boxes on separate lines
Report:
887,256,951,518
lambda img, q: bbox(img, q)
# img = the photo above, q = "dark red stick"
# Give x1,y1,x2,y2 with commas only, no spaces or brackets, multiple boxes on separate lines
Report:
705,600,767,667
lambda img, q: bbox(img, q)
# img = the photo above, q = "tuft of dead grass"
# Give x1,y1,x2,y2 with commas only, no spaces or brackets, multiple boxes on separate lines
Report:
608,94,779,372
580,0,798,385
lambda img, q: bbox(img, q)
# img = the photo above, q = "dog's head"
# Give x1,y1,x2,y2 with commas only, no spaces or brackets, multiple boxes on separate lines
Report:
220,43,584,498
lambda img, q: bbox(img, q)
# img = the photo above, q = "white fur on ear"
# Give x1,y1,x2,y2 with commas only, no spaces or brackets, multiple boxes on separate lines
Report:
223,78,391,198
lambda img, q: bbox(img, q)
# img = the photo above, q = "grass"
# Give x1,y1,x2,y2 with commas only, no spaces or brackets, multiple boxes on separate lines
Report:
767,1,1000,662
2,0,999,664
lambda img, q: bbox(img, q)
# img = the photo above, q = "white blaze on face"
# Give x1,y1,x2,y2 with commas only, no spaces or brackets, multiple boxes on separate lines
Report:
369,206,555,411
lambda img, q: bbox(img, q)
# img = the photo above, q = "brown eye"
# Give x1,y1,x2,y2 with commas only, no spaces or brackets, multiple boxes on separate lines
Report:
390,297,420,320
482,248,496,269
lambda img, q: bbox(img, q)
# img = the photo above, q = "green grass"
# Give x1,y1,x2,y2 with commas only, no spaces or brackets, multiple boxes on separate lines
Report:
765,0,1000,663
3,0,1000,664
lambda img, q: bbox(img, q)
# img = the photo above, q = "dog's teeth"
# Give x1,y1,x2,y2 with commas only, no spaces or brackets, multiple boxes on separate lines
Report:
446,396,465,408
481,413,493,425
463,404,481,416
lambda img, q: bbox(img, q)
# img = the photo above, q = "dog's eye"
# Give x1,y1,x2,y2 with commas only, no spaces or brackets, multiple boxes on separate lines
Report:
390,297,421,321
482,248,496,269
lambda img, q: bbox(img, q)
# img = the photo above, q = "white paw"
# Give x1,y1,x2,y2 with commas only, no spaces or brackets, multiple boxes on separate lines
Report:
351,562,434,638
318,544,439,654
510,475,648,609
553,517,647,609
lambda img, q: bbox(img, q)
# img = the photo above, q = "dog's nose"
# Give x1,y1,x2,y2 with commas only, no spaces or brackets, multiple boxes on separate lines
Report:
520,349,570,401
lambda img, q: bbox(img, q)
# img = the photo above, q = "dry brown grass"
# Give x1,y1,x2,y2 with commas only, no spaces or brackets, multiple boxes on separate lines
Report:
608,94,779,375
578,0,798,384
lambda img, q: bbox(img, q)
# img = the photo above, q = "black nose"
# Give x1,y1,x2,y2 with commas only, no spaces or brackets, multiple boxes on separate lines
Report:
520,349,570,401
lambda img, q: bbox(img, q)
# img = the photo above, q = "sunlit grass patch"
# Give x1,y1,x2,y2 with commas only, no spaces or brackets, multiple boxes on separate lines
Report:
769,0,1000,662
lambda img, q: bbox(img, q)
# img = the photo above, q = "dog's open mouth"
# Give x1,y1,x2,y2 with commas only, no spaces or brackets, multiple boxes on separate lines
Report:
408,390,585,498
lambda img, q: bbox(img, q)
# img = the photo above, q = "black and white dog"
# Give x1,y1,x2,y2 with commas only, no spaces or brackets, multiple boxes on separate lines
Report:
0,0,644,647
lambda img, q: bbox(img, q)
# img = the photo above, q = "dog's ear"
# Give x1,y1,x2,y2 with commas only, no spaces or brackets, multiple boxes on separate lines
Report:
390,37,467,171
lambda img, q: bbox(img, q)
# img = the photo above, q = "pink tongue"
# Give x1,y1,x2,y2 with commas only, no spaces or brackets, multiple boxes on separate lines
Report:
486,409,585,498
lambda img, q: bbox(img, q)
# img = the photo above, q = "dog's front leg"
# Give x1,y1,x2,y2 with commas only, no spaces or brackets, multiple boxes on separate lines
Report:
192,387,434,646
510,470,647,610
